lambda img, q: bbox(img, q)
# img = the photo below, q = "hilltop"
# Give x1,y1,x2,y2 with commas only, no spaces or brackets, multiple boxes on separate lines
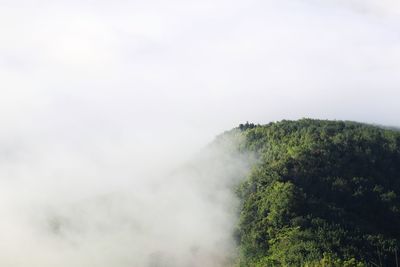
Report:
223,119,400,266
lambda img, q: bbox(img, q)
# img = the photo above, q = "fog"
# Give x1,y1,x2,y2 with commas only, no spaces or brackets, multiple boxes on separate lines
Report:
0,130,253,266
0,0,400,266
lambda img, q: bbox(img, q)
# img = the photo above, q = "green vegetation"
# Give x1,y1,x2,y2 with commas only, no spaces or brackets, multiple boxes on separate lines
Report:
229,119,400,266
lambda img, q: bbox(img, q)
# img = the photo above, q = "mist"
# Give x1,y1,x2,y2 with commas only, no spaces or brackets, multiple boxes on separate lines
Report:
0,0,400,266
0,129,253,267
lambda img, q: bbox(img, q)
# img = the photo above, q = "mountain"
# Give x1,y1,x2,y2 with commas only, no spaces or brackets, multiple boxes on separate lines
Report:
223,119,400,266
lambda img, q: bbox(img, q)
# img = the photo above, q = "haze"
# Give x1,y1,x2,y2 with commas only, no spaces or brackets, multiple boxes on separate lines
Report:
0,0,399,266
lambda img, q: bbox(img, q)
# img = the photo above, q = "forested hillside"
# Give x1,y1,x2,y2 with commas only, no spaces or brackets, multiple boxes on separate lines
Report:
226,119,400,266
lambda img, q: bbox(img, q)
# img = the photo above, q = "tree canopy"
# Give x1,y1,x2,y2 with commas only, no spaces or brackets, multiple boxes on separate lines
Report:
229,119,400,266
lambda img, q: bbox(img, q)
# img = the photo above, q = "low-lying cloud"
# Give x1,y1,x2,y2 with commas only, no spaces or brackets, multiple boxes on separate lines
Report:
0,127,253,267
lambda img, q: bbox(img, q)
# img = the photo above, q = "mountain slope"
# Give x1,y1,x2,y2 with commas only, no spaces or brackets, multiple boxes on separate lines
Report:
229,119,400,266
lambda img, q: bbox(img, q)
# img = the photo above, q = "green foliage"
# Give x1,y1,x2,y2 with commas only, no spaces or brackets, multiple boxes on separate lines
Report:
233,119,400,266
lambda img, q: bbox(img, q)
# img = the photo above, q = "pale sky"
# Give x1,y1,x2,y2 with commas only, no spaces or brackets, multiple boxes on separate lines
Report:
1,0,400,146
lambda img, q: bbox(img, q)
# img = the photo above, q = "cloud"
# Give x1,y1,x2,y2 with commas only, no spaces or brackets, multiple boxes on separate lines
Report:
1,0,400,128
0,128,253,267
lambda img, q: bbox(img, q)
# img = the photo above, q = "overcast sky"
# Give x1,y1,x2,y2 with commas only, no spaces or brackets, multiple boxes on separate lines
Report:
1,0,400,148
1,1,400,266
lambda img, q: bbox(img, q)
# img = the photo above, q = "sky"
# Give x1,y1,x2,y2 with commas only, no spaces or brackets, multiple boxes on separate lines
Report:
1,0,400,143
0,0,400,266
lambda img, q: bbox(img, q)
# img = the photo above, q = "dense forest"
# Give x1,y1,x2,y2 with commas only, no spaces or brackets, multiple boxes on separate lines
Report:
220,119,400,266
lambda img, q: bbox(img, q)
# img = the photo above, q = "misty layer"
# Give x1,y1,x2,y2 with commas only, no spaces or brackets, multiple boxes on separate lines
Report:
0,130,254,267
